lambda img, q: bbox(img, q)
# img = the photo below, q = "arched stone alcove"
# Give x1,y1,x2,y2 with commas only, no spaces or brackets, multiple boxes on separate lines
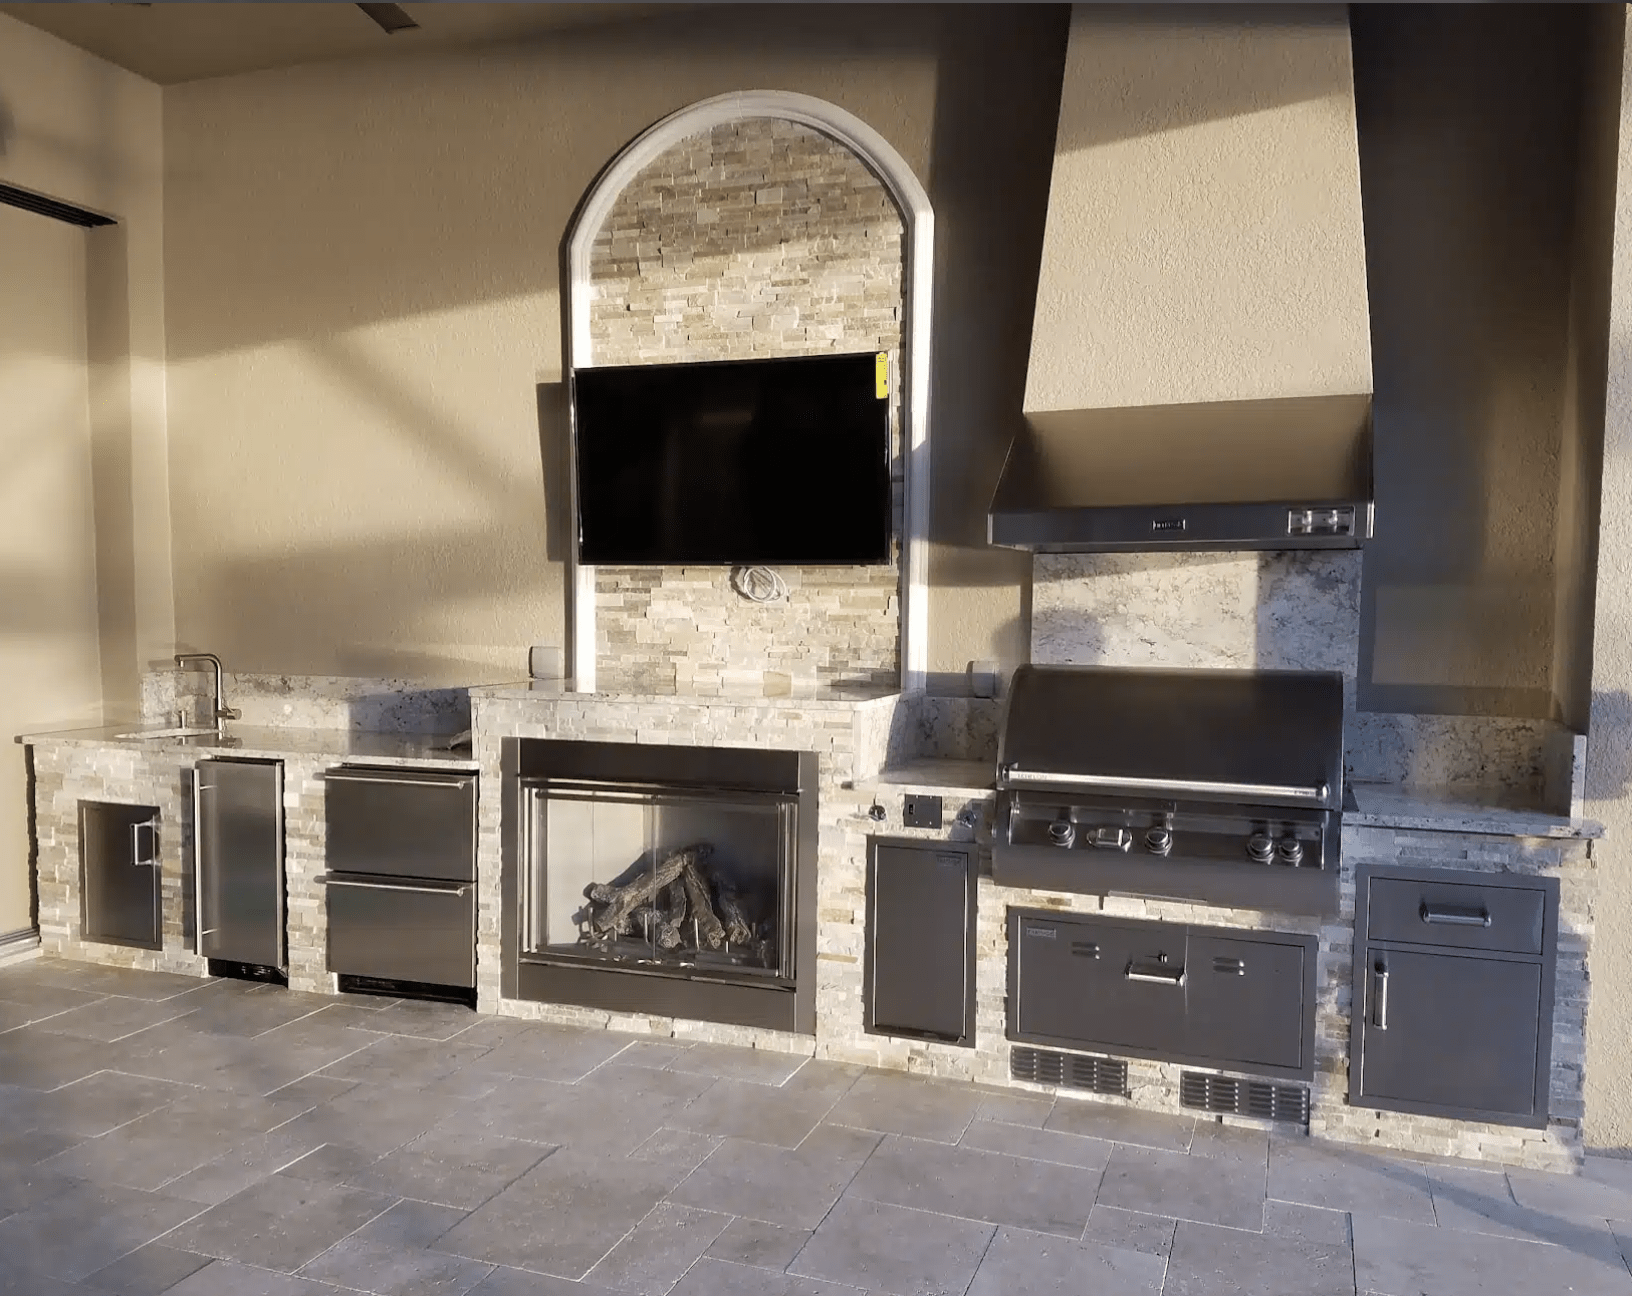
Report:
563,91,933,694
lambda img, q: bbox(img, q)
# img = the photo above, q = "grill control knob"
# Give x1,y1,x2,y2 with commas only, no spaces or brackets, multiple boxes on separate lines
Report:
1276,837,1305,866
1145,826,1173,855
1246,832,1275,863
1047,820,1076,849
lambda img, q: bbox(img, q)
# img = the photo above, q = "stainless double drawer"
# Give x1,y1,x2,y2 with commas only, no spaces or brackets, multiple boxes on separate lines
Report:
322,765,478,989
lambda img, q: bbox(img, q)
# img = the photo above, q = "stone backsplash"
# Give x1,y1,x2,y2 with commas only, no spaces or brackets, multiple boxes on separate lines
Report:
1032,550,1568,799
143,671,470,735
586,116,905,695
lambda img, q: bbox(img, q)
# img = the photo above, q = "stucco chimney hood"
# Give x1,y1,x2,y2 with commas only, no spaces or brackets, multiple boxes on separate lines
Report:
987,393,1374,553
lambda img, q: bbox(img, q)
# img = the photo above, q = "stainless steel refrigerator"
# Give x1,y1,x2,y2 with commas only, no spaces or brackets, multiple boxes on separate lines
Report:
193,757,285,969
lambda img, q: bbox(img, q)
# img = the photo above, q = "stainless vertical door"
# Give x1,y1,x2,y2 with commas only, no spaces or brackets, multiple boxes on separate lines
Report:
195,759,285,968
80,801,162,949
868,842,973,1043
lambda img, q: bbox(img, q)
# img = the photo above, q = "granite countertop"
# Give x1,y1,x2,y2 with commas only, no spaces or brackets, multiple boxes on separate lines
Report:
15,723,478,769
859,758,996,797
470,680,906,707
1346,782,1602,839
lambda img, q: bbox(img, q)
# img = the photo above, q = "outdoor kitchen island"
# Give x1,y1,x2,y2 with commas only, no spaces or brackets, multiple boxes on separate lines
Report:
468,677,1603,1175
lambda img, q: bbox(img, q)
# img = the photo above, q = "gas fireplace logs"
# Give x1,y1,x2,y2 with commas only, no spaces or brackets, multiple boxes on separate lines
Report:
583,843,759,953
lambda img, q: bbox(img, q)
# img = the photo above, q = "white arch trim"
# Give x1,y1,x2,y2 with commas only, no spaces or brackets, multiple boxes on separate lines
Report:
563,90,934,695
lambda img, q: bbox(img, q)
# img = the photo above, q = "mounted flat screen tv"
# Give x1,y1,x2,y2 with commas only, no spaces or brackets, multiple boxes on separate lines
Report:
572,352,892,566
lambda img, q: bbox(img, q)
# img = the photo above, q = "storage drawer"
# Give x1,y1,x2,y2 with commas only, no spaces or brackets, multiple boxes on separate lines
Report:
1184,934,1306,1071
324,875,476,988
1011,913,1187,1056
1367,876,1545,955
325,767,476,882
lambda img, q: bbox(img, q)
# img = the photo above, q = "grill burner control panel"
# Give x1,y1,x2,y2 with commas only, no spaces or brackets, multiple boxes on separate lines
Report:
1006,799,1327,871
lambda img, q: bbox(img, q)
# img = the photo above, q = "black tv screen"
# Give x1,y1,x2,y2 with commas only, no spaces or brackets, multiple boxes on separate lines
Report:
572,352,892,566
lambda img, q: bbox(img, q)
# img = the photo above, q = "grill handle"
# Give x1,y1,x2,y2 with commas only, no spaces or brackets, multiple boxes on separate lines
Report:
999,767,1330,804
1125,961,1185,987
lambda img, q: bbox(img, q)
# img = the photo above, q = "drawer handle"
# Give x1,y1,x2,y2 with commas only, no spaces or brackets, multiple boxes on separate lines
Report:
326,771,473,789
1070,941,1100,959
316,876,472,897
1212,956,1245,975
1372,961,1389,1030
1420,903,1491,928
130,821,159,867
1125,961,1185,987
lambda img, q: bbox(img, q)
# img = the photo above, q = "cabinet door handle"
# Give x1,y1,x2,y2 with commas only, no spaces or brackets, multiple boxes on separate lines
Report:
1372,962,1389,1030
1125,961,1185,986
130,821,159,867
1420,903,1491,927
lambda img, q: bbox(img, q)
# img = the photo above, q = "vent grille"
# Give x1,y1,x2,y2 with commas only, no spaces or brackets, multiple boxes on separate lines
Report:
1010,1047,1128,1097
1180,1071,1309,1125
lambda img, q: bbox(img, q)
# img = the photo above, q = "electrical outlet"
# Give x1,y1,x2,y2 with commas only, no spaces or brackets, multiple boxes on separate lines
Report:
903,794,943,829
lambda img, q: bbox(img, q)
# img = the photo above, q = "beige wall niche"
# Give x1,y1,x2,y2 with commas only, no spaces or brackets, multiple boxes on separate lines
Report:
161,5,1067,688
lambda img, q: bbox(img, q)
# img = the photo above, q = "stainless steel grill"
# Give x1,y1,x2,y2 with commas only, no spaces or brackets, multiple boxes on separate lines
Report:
992,665,1346,915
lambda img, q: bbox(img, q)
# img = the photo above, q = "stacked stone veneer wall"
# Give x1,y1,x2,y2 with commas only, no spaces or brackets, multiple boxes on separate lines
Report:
586,117,906,694
470,687,910,1045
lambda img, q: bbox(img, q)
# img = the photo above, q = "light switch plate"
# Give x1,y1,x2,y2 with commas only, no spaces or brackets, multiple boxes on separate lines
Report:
529,645,562,679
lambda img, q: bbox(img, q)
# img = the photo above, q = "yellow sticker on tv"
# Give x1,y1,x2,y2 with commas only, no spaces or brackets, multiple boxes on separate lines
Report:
875,352,889,399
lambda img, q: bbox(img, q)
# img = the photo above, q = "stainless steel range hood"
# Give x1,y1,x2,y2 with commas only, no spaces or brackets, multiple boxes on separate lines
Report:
987,393,1374,553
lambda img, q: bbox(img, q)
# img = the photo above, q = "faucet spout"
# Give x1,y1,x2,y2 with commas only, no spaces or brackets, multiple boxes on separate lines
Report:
174,653,240,733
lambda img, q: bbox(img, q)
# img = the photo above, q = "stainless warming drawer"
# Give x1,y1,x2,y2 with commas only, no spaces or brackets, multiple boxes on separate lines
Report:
324,766,476,882
323,875,475,988
322,764,479,991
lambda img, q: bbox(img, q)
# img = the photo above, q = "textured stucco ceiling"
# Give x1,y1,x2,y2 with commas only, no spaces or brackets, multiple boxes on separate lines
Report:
0,2,699,85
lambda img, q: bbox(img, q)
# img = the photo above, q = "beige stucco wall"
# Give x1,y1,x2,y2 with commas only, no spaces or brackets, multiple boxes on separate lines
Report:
161,6,1066,687
0,11,170,716
0,13,168,936
1024,4,1371,413
0,208,100,937
1585,5,1632,1155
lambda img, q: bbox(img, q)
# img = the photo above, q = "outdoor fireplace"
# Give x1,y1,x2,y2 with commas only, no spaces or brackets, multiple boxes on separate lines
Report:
503,738,817,1033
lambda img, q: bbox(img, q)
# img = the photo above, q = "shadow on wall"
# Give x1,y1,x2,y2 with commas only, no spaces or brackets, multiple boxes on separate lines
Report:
1049,3,1356,155
0,89,14,156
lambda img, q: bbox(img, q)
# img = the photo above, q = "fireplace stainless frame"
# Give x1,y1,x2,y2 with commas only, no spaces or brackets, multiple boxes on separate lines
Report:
501,738,819,1034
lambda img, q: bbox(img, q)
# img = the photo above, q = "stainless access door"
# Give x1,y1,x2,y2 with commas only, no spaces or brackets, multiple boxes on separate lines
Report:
195,758,285,968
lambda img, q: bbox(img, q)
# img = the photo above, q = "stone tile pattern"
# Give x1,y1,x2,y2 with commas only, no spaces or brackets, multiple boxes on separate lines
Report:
30,742,208,979
3,956,1630,1296
586,117,906,696
1032,549,1561,796
143,670,471,734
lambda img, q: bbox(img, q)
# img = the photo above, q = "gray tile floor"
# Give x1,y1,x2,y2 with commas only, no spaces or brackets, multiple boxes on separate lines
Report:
2,959,1631,1296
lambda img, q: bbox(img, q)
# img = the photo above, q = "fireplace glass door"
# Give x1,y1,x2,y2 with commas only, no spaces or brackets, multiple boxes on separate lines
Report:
520,780,795,983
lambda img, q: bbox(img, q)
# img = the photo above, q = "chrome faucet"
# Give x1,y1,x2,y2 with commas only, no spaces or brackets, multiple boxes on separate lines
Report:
174,653,241,733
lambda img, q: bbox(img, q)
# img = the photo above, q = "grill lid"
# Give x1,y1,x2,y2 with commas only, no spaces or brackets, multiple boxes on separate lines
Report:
997,665,1345,811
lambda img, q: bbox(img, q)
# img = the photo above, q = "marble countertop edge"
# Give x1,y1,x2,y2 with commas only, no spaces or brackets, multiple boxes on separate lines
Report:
14,723,479,769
